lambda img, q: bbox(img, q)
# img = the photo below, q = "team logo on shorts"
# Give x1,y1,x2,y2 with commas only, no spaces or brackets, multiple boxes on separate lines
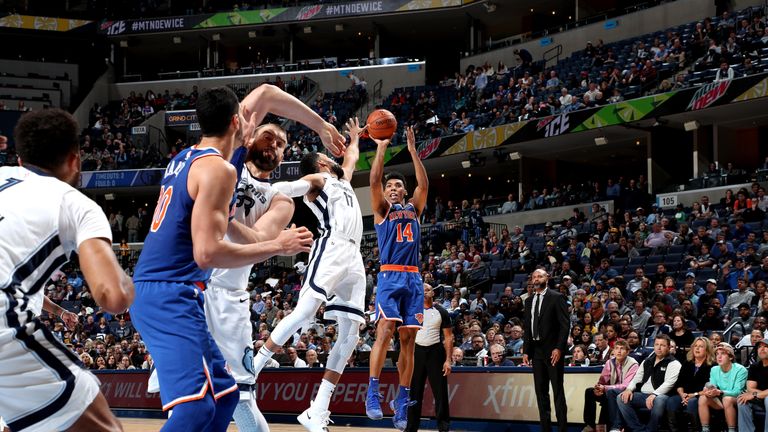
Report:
415,313,424,324
242,347,254,375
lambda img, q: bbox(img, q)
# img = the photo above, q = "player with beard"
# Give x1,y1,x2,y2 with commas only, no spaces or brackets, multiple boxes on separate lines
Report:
252,119,366,431
205,122,309,432
137,83,343,431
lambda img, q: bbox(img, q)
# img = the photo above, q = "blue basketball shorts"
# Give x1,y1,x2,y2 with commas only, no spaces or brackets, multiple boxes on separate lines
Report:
130,281,237,411
374,268,424,328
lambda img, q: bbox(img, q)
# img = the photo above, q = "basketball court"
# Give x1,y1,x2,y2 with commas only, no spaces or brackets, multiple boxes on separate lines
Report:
119,418,428,431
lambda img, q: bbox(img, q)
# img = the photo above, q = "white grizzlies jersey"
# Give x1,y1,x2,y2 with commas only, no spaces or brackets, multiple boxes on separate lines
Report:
303,173,363,242
209,167,278,290
0,166,112,325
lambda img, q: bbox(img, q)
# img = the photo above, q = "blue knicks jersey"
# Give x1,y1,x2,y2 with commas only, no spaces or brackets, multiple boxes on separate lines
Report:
134,146,223,283
374,202,421,267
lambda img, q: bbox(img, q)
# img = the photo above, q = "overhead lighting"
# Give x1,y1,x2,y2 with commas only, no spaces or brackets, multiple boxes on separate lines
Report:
248,31,257,38
172,36,182,44
335,24,344,31
461,160,471,169
212,33,221,41
509,152,522,161
303,26,312,34
595,136,608,146
104,193,116,201
119,40,128,48
684,120,701,131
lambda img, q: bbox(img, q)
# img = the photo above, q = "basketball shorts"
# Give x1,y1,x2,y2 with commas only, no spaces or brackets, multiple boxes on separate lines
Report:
203,286,255,385
0,319,100,432
131,281,237,411
301,233,366,324
375,267,424,328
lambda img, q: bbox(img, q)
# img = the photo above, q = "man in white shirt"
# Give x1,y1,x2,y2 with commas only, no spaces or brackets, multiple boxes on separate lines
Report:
287,347,308,368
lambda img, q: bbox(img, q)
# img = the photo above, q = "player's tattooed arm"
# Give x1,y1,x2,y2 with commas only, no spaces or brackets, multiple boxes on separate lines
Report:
227,193,295,245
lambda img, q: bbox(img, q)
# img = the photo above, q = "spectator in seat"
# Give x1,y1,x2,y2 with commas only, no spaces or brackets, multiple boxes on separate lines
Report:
616,334,681,432
486,344,514,367
114,318,133,340
590,333,612,365
450,347,464,367
287,346,307,368
644,311,671,341
500,194,518,214
698,343,747,432
737,337,768,431
724,278,755,311
666,336,715,432
584,339,639,432
715,60,735,82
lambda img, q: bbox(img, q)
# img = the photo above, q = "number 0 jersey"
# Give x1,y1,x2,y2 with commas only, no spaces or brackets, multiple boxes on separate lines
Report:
374,202,421,267
134,146,222,283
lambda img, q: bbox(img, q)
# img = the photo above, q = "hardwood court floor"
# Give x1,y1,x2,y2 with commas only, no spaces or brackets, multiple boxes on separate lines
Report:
120,418,413,431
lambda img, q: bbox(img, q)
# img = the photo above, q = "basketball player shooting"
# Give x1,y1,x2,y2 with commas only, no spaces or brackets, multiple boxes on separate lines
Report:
252,117,366,431
365,125,428,431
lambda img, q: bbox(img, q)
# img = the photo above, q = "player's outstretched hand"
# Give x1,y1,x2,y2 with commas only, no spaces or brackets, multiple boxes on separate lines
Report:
240,104,259,147
345,117,363,138
371,136,392,148
61,310,79,331
319,121,346,157
405,126,417,153
277,224,314,255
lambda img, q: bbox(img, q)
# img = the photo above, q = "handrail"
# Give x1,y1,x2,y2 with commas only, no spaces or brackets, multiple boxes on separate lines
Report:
723,320,746,344
543,44,563,66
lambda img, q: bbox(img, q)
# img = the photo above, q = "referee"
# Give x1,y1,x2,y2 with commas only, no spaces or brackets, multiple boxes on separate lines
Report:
405,283,453,432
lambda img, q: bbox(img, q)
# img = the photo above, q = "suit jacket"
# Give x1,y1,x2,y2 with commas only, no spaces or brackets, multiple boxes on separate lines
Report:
523,288,570,358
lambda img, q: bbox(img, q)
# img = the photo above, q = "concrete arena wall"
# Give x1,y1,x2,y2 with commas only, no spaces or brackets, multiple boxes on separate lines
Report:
111,62,426,103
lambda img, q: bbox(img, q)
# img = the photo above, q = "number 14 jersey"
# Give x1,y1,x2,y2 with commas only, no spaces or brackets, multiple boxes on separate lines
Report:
374,202,421,267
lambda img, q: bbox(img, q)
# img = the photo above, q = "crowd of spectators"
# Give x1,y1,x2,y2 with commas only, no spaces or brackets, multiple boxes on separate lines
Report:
384,6,768,143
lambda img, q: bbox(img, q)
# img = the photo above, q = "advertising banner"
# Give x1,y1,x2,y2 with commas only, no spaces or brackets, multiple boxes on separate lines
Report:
98,0,475,35
96,368,599,423
165,110,197,127
0,14,91,32
80,169,165,189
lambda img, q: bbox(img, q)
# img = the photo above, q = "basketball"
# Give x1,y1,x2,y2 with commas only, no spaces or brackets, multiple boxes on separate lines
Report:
366,109,397,140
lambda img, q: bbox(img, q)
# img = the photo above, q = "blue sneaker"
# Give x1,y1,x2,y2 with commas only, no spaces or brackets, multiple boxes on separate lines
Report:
389,398,415,431
365,389,383,420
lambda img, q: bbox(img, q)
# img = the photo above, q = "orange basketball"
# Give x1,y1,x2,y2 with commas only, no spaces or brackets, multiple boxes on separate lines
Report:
366,109,397,140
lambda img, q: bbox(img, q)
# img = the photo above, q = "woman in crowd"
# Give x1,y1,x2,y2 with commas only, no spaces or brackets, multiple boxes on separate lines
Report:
698,343,747,432
670,315,695,361
666,336,715,432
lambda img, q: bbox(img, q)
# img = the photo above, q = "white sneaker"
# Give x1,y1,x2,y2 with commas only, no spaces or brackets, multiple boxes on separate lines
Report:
297,408,333,432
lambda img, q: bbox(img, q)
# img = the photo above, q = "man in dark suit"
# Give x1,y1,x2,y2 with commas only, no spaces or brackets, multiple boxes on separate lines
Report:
523,269,570,432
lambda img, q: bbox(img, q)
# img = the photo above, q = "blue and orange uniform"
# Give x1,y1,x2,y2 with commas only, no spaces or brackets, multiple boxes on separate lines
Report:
132,146,238,412
373,202,424,327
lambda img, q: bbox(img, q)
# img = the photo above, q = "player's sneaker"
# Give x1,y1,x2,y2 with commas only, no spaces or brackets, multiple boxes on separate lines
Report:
365,389,384,420
389,398,415,431
297,408,333,432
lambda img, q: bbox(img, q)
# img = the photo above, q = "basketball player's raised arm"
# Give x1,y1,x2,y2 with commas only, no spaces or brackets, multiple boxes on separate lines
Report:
272,174,326,199
341,117,362,181
240,84,345,156
190,157,312,268
369,136,391,223
406,126,428,217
